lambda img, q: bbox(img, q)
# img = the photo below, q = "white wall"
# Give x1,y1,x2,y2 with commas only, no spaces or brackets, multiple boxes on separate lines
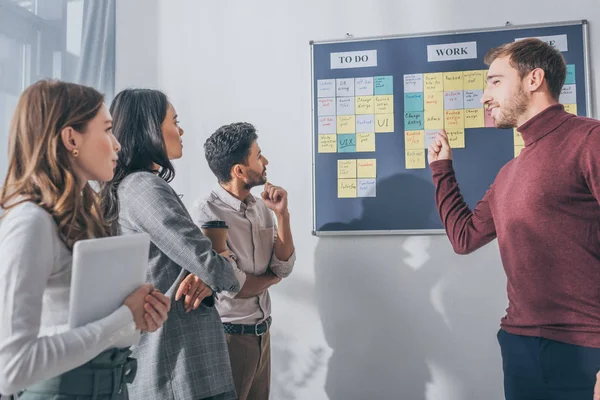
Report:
116,1,599,399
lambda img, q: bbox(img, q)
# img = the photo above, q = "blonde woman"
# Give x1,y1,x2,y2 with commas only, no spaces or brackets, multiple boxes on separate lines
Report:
0,80,170,399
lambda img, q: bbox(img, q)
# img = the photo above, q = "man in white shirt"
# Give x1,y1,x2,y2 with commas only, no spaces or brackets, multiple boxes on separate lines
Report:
192,122,296,400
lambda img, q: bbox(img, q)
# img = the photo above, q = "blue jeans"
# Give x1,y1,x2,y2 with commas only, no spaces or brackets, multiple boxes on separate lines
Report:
498,329,600,400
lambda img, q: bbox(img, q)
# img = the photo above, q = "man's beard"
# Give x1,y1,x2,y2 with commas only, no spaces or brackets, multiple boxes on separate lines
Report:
243,168,267,190
493,84,528,129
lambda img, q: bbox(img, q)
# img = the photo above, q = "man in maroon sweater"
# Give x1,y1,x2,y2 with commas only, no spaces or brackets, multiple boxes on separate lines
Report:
428,38,600,400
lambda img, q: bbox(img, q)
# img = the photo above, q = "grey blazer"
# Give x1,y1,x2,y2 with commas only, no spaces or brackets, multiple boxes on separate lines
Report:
116,172,240,400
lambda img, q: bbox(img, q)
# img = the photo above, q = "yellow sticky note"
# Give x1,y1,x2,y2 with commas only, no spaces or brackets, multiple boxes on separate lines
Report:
405,149,426,169
337,115,356,134
338,179,357,198
447,130,465,149
464,108,484,128
514,146,524,158
338,159,356,179
483,70,489,89
405,130,424,150
514,129,524,147
356,133,376,152
375,95,394,114
564,104,577,115
424,73,443,93
443,72,463,91
357,159,376,178
355,96,374,115
424,112,444,130
445,110,464,130
424,92,443,113
463,70,484,90
375,114,394,133
318,134,337,153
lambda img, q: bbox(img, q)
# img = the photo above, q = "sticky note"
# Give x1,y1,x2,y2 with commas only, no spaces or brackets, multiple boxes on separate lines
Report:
424,73,443,93
356,114,375,133
317,79,335,98
355,96,374,114
337,134,356,153
337,115,356,134
424,92,444,114
318,134,337,153
463,70,484,90
357,179,376,197
318,98,336,116
356,132,376,152
565,64,576,85
483,70,489,89
564,104,577,115
444,72,464,91
559,84,576,104
424,112,444,130
444,91,464,110
375,95,394,114
376,113,395,133
405,149,426,169
405,130,424,150
357,159,376,178
464,108,485,128
338,179,357,198
337,159,357,179
445,110,464,130
318,116,336,134
404,74,424,93
374,76,393,95
424,130,438,148
336,78,355,97
484,107,494,128
404,112,423,131
464,90,484,109
514,146,524,158
337,97,355,115
404,93,423,112
513,129,524,147
355,77,374,96
447,130,465,149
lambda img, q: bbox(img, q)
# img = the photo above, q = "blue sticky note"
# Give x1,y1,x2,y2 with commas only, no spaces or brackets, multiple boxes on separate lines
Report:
404,112,424,130
374,76,394,95
565,64,576,85
337,134,356,153
404,92,424,112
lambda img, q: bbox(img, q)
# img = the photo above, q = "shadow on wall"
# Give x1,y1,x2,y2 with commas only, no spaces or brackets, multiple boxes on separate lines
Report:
314,173,507,400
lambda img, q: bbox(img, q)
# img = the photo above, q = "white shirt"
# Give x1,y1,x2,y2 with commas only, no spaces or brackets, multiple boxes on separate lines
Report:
0,202,137,395
192,186,296,325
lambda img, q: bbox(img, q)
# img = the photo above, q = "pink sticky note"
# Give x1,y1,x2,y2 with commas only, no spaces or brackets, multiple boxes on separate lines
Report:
484,107,494,128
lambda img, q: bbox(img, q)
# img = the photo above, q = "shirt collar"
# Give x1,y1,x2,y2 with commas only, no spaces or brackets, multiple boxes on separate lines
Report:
214,184,256,212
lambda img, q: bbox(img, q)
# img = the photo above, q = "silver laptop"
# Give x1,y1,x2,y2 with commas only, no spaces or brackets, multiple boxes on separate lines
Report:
68,233,150,328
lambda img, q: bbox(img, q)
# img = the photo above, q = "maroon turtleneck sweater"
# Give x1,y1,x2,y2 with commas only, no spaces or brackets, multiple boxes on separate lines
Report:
431,104,600,347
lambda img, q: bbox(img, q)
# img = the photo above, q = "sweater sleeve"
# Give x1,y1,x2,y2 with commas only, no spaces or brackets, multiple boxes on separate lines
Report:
430,160,497,254
0,205,136,395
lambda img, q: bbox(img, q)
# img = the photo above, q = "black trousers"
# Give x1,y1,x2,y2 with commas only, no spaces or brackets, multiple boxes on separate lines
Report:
498,329,600,400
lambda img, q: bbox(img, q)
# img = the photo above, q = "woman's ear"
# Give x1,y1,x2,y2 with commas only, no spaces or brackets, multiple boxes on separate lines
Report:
60,126,78,152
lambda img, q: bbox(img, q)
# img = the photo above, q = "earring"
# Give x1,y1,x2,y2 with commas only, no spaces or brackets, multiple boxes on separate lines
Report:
72,149,79,157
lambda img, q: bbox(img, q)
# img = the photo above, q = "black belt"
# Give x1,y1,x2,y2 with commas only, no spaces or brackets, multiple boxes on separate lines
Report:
223,316,272,336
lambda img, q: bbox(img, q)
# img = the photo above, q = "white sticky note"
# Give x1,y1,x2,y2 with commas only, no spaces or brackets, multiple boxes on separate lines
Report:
404,74,424,93
317,79,336,98
355,77,374,96
336,78,355,97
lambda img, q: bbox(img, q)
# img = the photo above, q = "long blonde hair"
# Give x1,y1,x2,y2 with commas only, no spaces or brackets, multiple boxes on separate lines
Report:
0,80,109,249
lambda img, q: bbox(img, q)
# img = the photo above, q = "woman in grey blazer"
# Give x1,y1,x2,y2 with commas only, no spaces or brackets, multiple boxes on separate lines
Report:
100,89,240,400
